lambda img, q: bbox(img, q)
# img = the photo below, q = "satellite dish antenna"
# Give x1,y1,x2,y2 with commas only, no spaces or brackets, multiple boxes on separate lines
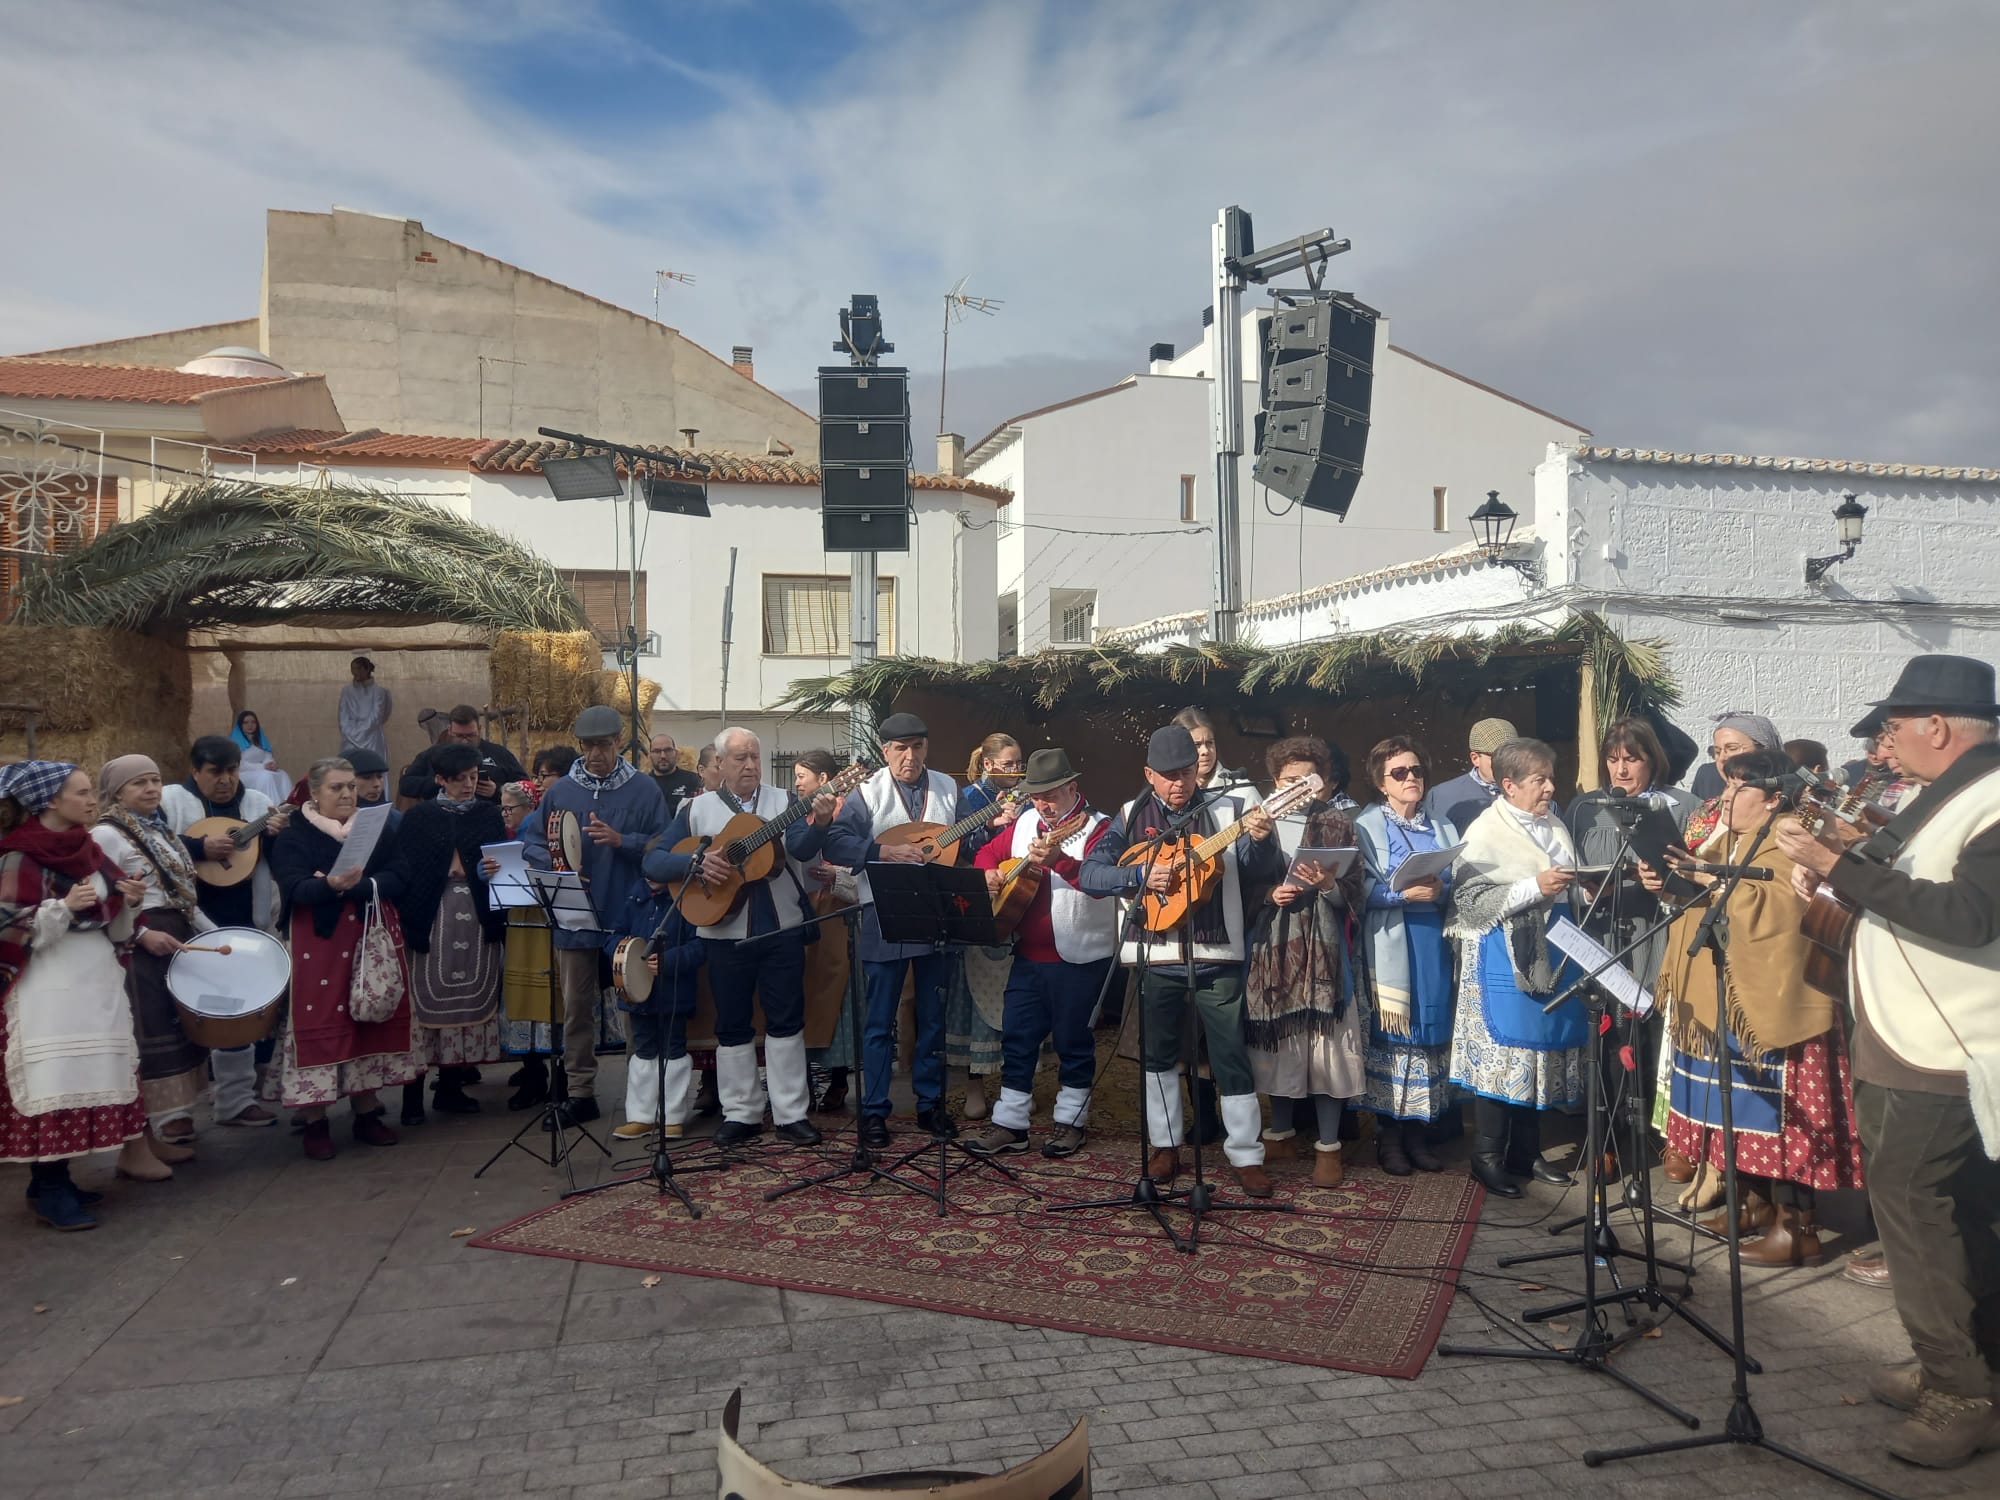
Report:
939,276,1003,436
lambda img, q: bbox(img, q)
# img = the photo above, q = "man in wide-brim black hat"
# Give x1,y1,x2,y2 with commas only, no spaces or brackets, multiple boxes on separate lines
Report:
1775,652,2000,1468
962,748,1120,1160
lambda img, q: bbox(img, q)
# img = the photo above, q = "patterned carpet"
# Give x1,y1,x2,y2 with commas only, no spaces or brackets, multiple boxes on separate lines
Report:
472,1123,1484,1379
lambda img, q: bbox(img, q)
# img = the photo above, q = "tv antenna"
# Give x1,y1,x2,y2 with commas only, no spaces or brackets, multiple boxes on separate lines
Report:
653,268,696,321
939,275,1002,436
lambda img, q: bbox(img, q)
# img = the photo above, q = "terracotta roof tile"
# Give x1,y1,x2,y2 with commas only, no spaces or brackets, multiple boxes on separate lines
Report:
0,358,286,405
1575,445,2000,484
230,429,495,466
474,437,1012,500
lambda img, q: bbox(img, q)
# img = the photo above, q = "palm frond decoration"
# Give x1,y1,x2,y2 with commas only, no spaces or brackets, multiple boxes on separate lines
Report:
11,480,588,634
782,615,1677,728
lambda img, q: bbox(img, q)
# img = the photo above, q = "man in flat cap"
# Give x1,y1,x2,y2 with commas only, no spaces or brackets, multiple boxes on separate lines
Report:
520,704,668,1125
1775,653,2000,1468
1425,717,1517,835
814,711,1014,1148
1081,723,1282,1196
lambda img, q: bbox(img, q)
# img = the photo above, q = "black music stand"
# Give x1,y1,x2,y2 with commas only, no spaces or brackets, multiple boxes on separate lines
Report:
474,869,609,1186
868,860,1038,1215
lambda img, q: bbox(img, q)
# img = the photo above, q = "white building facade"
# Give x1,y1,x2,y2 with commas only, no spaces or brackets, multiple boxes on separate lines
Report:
1110,444,2000,759
966,315,1590,655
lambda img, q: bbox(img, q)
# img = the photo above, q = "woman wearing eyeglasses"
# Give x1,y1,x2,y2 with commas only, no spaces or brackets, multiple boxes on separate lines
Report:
1355,736,1462,1176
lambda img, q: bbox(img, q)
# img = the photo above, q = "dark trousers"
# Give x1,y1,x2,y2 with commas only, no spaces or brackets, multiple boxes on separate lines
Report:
1855,1081,2000,1397
626,1010,688,1063
862,953,949,1118
1138,968,1254,1096
1000,957,1111,1095
704,934,806,1044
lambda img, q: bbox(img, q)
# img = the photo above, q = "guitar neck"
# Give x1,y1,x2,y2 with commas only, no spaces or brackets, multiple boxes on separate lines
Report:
1190,813,1252,864
736,795,807,857
234,811,273,848
937,798,1005,848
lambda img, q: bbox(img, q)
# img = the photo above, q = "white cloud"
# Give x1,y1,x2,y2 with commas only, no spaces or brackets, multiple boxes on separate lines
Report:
4,0,1997,462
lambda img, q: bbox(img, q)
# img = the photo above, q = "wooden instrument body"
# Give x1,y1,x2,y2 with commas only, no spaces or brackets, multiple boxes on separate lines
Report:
1793,775,1891,999
611,934,654,1004
875,821,963,865
991,809,1093,940
672,815,779,928
187,814,268,888
1113,775,1321,934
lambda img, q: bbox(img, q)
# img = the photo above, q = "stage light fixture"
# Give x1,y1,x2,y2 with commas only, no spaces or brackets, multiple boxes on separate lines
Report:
540,452,622,501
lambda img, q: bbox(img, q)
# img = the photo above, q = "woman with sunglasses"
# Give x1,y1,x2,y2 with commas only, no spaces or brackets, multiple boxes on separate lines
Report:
1354,736,1462,1176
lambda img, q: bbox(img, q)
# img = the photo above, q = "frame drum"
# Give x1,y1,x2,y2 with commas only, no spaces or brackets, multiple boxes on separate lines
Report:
612,934,654,1005
550,809,586,874
167,926,290,1050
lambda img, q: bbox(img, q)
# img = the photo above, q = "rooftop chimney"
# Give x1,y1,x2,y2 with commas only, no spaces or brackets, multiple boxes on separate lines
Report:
730,345,754,380
937,432,965,477
1148,341,1175,374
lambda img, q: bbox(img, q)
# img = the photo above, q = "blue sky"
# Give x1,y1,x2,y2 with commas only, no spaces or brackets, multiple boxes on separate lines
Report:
4,0,1999,464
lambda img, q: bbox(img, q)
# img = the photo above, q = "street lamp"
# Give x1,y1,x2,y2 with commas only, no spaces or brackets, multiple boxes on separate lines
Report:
1468,489,1517,556
1805,493,1869,585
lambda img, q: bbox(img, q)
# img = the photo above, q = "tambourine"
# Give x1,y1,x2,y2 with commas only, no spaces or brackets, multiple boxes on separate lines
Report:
548,808,586,875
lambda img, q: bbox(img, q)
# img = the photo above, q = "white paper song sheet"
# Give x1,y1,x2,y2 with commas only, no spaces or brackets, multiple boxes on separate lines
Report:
1547,915,1654,1016
480,841,537,909
1390,842,1465,892
326,802,392,882
1283,847,1359,888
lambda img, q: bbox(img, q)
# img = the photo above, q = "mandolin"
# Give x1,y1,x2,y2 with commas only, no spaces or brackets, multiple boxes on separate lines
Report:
1794,769,1892,998
671,763,871,929
1117,774,1321,933
990,805,1093,940
873,788,1020,865
187,811,278,888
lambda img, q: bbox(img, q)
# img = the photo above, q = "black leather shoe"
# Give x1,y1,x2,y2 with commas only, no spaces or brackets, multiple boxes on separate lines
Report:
859,1115,892,1150
1527,1156,1573,1186
1471,1152,1523,1198
775,1119,823,1146
1377,1130,1413,1177
916,1105,957,1139
400,1078,427,1128
713,1119,764,1147
431,1083,481,1115
543,1097,600,1130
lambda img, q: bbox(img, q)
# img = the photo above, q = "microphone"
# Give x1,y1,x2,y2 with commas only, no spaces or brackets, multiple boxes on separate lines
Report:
1738,770,1807,795
1671,859,1775,881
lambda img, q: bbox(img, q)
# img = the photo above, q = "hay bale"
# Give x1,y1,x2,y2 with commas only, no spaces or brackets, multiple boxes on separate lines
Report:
491,630,599,730
594,671,662,746
0,626,191,772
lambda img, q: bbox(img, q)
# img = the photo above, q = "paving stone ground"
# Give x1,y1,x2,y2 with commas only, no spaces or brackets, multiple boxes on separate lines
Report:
1,1059,1992,1499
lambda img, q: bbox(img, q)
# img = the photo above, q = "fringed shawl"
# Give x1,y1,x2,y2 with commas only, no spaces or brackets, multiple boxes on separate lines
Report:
1244,803,1362,1049
1446,799,1576,995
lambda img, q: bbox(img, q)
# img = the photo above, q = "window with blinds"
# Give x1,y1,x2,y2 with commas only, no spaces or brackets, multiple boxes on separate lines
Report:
762,574,896,656
559,569,648,648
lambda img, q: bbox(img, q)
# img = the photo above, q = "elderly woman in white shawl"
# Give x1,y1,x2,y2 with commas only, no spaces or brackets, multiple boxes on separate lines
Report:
1445,737,1588,1199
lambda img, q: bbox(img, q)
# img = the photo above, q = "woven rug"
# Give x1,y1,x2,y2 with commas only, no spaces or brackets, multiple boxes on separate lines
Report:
472,1128,1483,1378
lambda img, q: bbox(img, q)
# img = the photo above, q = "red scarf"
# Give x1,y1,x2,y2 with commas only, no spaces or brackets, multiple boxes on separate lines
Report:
1,819,118,881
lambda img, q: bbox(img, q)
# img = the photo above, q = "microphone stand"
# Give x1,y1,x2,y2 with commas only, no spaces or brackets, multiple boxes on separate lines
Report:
1582,807,1905,1500
1047,783,1292,1253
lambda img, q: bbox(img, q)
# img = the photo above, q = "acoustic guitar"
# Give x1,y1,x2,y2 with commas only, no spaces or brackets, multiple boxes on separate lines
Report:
1117,774,1321,933
1794,769,1891,998
990,805,1093,940
873,788,1020,865
187,811,278,888
671,763,871,929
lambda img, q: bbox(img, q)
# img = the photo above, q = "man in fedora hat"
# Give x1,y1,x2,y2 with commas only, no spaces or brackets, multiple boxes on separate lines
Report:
1777,653,2000,1468
520,704,669,1125
1081,723,1282,1197
964,748,1118,1158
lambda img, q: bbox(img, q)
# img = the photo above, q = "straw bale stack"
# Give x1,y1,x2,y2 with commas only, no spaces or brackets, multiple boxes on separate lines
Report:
0,625,191,771
490,630,599,731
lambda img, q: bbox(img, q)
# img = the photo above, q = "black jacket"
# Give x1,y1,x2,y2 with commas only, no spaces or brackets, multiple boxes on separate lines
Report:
1826,741,2000,948
389,799,509,953
269,817,404,940
398,739,528,803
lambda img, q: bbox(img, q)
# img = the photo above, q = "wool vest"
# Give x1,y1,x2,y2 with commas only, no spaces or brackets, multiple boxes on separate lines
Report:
1116,791,1251,967
1009,806,1115,963
853,767,958,909
1852,763,2000,1083
686,786,808,940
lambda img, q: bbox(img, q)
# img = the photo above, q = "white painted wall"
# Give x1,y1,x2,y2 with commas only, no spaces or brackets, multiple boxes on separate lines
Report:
213,459,999,759
968,315,1587,652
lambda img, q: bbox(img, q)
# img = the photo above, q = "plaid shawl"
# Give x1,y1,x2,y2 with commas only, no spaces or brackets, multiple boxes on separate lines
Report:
1244,803,1363,1047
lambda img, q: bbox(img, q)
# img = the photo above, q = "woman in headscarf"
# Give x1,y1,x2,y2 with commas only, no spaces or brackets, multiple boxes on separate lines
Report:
229,710,273,757
1685,712,1784,843
1355,735,1461,1175
0,761,149,1229
945,733,1024,1120
1446,737,1588,1199
1646,748,1865,1265
1246,736,1366,1188
268,756,417,1161
392,741,507,1125
92,754,211,1172
496,778,559,1109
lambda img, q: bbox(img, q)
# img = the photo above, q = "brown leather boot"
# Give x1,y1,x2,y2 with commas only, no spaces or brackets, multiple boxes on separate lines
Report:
1232,1163,1274,1198
1261,1131,1298,1162
1146,1147,1180,1184
1663,1148,1694,1183
1698,1193,1772,1238
1739,1203,1825,1268
1311,1143,1345,1189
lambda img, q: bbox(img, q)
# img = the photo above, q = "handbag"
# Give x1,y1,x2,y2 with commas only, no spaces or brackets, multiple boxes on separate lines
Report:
348,878,406,1024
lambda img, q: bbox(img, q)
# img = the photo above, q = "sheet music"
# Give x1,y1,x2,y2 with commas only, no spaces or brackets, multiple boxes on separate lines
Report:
327,803,392,882
480,841,537,909
528,868,601,932
1390,842,1465,891
1283,847,1359,888
1547,915,1654,1016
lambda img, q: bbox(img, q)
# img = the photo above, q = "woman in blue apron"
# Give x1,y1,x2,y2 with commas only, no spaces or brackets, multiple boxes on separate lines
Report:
1445,736,1587,1199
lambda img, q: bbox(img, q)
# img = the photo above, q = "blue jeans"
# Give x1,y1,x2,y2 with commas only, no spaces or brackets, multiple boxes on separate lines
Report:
1000,957,1111,1096
704,934,806,1044
626,1010,688,1062
862,954,949,1118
